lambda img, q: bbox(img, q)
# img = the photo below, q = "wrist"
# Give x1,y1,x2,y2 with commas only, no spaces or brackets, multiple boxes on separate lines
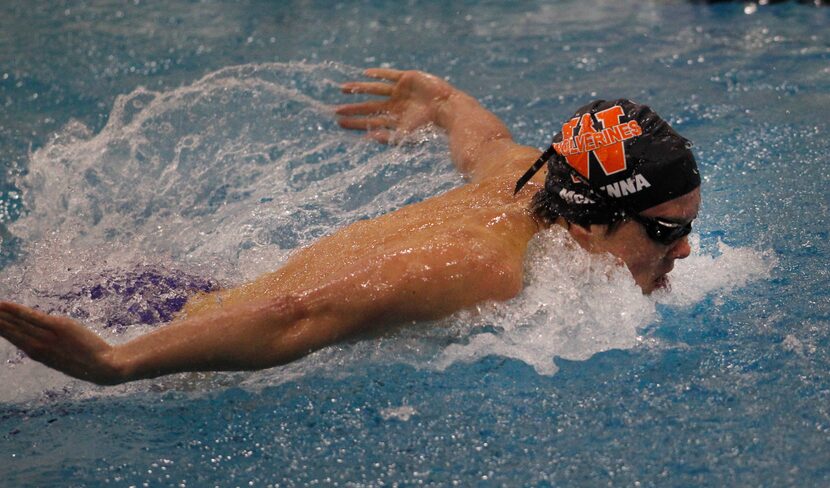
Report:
100,346,132,385
434,90,460,129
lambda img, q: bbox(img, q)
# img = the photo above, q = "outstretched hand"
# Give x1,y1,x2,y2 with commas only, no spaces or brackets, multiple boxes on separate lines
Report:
0,301,121,385
336,68,456,143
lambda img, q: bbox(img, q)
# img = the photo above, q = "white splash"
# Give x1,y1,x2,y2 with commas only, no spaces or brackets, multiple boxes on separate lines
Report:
0,62,774,404
653,236,778,306
428,231,774,376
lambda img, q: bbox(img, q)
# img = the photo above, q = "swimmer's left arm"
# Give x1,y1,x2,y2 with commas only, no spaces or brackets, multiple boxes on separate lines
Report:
337,68,541,182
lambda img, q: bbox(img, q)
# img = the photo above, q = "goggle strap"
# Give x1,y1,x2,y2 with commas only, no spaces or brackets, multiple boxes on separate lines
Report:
513,145,557,195
515,144,674,236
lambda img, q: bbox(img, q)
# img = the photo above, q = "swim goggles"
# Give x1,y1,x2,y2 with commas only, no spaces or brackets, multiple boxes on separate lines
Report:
515,146,693,246
627,213,693,246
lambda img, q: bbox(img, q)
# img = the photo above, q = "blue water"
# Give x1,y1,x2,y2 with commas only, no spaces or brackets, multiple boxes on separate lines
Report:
1,0,829,486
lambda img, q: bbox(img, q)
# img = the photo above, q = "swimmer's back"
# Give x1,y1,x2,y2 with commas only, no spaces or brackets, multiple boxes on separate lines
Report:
182,173,540,319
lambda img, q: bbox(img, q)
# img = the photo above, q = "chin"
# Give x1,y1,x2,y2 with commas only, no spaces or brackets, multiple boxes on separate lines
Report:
653,274,670,292
637,274,670,294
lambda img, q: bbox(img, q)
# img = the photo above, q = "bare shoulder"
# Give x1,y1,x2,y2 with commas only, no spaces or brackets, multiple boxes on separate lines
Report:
471,141,543,182
301,227,527,326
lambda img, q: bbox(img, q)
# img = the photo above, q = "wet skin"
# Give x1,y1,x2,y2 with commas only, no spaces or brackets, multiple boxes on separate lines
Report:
0,68,699,384
565,188,700,293
181,174,539,320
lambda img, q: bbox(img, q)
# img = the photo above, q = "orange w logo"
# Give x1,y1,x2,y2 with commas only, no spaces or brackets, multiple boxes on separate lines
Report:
553,105,643,180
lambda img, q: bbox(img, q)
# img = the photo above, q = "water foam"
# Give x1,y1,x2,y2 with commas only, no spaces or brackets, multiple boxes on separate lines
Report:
0,61,459,402
654,236,778,306
430,227,651,375
0,62,775,403
423,231,775,376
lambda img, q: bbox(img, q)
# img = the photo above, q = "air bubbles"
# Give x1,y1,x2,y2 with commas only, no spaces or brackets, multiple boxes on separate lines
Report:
0,61,776,404
158,122,173,135
429,230,773,377
431,227,651,376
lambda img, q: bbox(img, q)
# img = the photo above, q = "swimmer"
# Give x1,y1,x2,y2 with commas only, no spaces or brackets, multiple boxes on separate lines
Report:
0,68,700,385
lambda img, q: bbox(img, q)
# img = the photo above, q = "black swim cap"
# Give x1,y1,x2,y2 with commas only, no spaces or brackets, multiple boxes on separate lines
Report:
515,99,700,226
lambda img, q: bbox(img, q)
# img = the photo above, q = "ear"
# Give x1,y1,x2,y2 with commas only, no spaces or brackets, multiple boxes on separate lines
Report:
567,222,604,253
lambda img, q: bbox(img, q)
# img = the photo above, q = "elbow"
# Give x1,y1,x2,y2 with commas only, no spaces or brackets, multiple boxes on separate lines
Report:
260,294,344,367
228,294,311,367
266,294,310,322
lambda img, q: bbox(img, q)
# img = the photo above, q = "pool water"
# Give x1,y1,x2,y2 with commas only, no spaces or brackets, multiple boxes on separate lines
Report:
1,0,828,485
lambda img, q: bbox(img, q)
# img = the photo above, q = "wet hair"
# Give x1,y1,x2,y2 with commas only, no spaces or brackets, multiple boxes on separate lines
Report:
530,186,560,225
531,187,624,235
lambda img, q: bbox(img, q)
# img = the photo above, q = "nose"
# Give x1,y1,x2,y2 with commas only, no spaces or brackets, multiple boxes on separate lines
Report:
668,236,691,260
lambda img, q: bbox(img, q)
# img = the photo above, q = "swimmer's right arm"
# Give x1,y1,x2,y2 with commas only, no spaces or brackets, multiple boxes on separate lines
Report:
0,295,359,385
337,68,541,182
0,236,520,384
0,298,312,385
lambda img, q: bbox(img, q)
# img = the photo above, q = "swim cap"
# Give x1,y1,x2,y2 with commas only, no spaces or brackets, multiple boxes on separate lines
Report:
514,99,700,226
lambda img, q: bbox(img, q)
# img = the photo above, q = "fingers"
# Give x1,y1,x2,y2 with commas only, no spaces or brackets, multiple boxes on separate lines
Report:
363,68,404,81
0,305,57,344
0,314,52,361
337,115,396,131
365,129,392,144
335,101,388,116
337,68,407,142
340,68,404,96
0,314,30,345
341,82,394,97
0,301,53,328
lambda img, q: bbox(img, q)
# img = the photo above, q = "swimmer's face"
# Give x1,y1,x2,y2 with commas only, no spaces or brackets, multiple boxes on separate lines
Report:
569,188,700,293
